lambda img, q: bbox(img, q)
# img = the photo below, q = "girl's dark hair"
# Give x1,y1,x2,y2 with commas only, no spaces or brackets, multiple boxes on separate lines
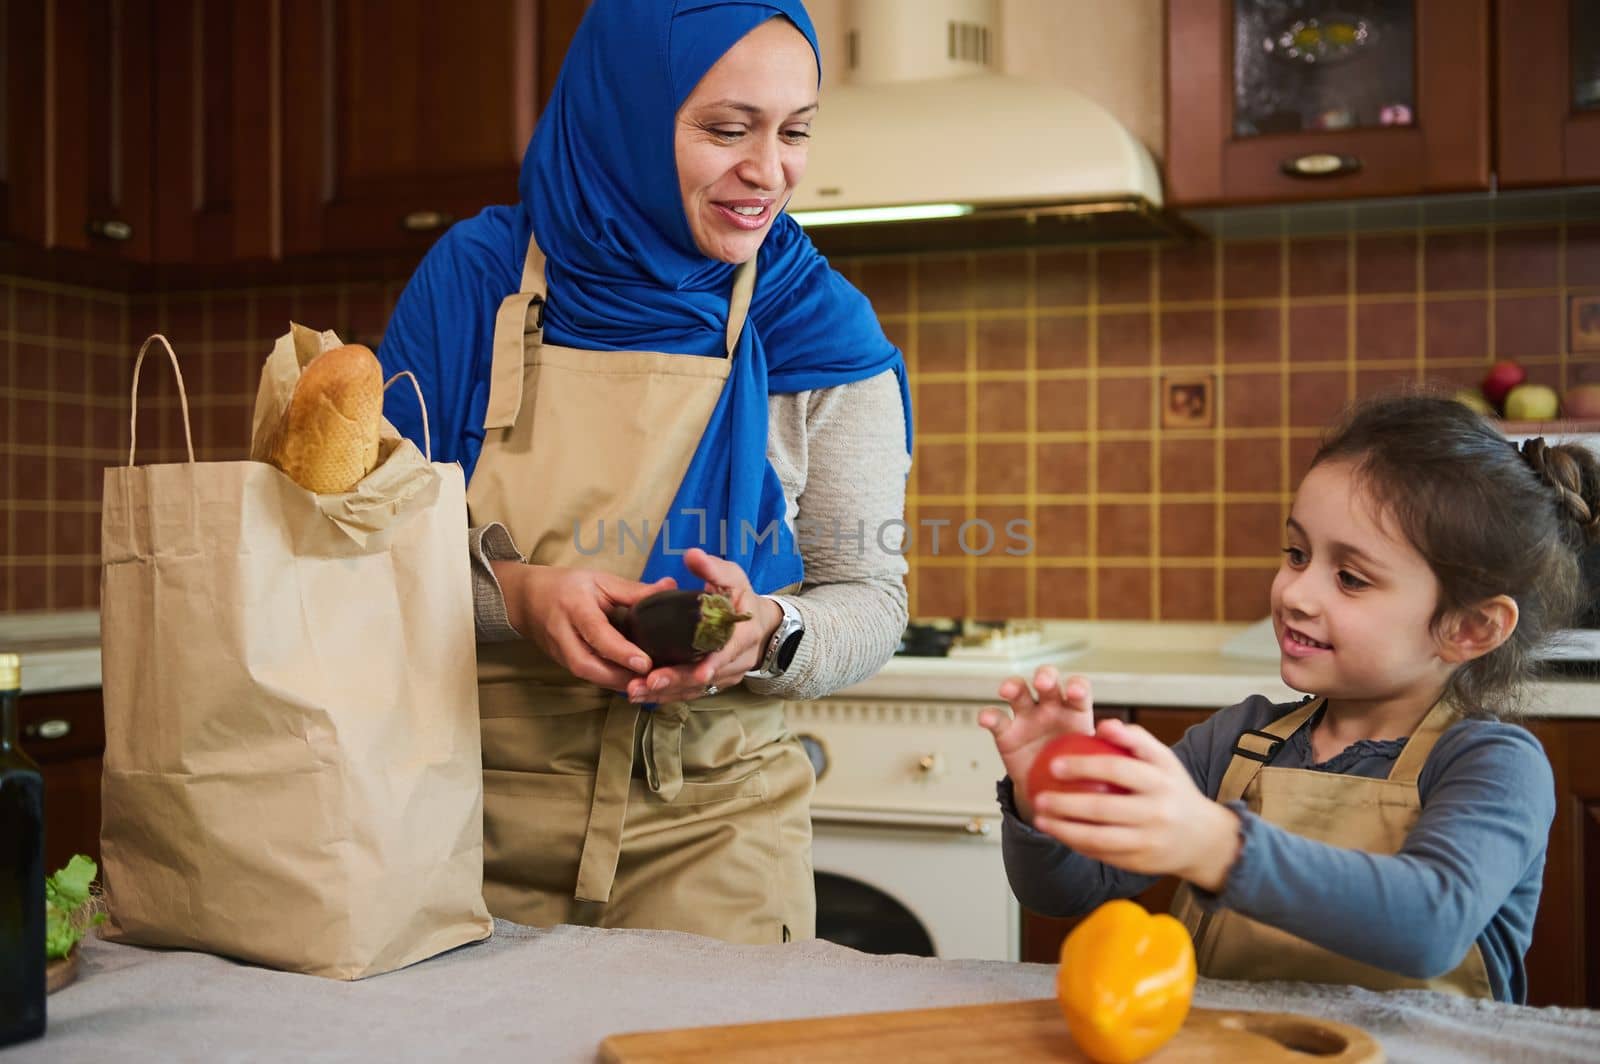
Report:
1311,393,1600,718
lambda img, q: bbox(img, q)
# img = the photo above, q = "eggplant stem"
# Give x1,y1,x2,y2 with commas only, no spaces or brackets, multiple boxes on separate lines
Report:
693,592,752,654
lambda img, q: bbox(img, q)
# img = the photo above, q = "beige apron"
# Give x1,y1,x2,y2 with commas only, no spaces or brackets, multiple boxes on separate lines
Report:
1172,698,1494,997
465,232,816,944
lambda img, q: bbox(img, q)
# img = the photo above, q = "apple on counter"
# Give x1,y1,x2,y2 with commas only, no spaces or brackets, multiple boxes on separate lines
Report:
1481,359,1528,409
1564,383,1600,419
1504,383,1561,422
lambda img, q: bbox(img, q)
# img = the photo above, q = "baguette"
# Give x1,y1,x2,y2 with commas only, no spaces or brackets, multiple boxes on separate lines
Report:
269,343,383,493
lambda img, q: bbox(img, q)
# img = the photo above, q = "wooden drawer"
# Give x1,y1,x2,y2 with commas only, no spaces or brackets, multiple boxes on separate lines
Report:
18,688,106,764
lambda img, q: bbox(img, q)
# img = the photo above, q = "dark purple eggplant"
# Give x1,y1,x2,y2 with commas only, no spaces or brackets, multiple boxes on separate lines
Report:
612,589,751,667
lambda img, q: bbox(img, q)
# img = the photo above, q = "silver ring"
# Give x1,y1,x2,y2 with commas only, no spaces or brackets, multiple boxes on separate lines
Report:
703,683,720,697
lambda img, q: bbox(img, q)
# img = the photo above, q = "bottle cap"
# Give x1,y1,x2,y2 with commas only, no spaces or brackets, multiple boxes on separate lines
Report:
0,653,18,691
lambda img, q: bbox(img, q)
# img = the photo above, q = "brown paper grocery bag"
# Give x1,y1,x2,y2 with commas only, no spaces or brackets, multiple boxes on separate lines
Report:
99,333,492,979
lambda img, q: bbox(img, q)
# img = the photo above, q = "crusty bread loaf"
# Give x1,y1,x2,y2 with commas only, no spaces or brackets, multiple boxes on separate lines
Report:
269,343,383,493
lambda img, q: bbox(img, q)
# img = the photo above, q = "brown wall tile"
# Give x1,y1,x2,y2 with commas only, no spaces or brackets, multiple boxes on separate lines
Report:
1096,247,1153,305
1423,298,1488,364
1095,376,1153,431
1223,567,1275,621
914,567,969,619
1159,436,1216,493
1098,502,1152,557
1160,502,1216,557
1222,306,1278,365
1222,370,1283,429
913,504,968,560
1223,240,1283,300
918,255,973,312
1037,314,1088,369
1037,250,1090,307
1288,237,1349,297
858,258,912,315
1160,566,1216,621
975,252,1029,310
975,565,1029,620
1222,437,1282,493
1424,231,1488,291
1035,379,1090,433
1493,227,1559,289
1355,364,1420,397
1098,311,1152,367
917,319,967,372
976,442,1027,495
917,380,968,434
1096,566,1153,620
1035,504,1089,558
915,442,968,496
1037,442,1089,495
1035,566,1090,618
1224,501,1285,557
1565,223,1600,287
1494,295,1560,359
1287,303,1347,364
1160,308,1215,366
1159,242,1215,303
977,316,1028,371
1354,301,1417,362
1096,440,1153,494
1355,234,1418,294
977,380,1028,433
1288,368,1352,429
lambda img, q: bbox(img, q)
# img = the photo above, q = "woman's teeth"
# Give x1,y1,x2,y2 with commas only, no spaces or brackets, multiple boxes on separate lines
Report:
730,205,763,216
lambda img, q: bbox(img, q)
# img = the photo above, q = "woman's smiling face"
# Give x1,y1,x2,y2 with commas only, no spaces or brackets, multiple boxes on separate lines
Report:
675,18,818,264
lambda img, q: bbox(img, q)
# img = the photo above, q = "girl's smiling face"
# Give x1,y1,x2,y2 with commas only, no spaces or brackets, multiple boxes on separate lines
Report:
1271,459,1457,717
674,18,818,264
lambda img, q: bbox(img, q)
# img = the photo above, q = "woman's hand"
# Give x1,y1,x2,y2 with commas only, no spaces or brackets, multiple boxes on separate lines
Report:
626,548,781,704
978,667,1096,822
493,561,676,691
1030,717,1243,892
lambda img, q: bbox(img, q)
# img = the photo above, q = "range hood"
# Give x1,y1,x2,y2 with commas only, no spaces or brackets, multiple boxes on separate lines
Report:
788,0,1182,254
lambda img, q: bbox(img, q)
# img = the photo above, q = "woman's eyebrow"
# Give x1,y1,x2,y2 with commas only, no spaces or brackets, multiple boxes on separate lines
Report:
701,100,820,118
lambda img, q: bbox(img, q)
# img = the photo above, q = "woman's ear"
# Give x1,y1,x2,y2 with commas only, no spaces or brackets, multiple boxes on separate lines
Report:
1438,595,1520,663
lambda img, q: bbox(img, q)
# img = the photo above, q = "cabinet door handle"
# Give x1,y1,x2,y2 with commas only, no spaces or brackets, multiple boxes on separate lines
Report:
401,210,454,232
87,218,135,241
25,718,72,741
1281,153,1361,179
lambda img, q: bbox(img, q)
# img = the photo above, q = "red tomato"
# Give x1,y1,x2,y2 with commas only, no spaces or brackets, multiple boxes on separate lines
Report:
1026,733,1134,806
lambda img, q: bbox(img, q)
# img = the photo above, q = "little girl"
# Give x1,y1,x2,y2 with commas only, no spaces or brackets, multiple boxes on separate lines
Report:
982,394,1600,1003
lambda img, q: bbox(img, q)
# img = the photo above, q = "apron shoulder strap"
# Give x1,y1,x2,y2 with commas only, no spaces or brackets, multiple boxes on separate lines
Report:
484,234,551,430
1387,698,1456,784
1214,697,1323,805
725,257,757,356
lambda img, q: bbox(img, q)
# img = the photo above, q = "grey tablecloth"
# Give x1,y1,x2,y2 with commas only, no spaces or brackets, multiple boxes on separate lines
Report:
7,919,1600,1063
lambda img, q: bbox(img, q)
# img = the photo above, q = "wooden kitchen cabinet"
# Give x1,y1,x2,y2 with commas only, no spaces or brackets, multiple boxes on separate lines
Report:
280,0,585,258
1165,0,1491,206
17,689,105,874
150,0,279,263
1497,0,1600,187
2,0,157,259
1021,709,1600,1009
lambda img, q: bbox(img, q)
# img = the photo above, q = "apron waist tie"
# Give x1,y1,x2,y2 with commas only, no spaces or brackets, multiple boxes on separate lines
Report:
572,698,692,904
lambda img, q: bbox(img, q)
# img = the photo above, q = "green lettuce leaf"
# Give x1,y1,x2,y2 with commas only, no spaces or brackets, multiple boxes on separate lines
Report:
44,854,104,960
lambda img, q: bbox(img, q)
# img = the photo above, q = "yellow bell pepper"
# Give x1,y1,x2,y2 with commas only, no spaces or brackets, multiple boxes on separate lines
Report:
1056,899,1197,1064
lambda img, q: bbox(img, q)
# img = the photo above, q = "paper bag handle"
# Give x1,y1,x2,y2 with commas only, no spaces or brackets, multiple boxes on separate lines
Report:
383,371,432,462
128,334,196,467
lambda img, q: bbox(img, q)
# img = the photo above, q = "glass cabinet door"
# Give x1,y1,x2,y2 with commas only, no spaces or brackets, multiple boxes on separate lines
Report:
1233,1,1417,137
1574,1,1600,112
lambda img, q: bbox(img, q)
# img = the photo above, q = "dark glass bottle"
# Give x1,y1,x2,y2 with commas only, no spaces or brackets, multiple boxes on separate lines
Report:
0,653,45,1046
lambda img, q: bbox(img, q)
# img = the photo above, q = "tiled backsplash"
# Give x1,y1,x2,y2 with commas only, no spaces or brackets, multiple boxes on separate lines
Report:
4,221,1598,619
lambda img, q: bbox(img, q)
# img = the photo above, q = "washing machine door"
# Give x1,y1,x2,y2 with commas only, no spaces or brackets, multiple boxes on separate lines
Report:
814,871,935,957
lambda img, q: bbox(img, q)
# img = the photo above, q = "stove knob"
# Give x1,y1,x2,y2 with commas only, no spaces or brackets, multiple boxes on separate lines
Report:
797,733,829,781
916,752,946,779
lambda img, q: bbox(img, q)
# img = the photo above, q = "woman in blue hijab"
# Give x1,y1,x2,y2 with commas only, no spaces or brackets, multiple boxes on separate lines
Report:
379,0,911,941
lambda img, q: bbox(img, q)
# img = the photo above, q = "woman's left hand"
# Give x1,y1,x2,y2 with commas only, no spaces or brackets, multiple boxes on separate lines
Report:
1031,717,1243,892
625,548,782,704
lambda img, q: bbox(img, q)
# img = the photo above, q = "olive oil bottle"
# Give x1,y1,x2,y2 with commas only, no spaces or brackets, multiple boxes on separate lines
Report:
0,653,45,1046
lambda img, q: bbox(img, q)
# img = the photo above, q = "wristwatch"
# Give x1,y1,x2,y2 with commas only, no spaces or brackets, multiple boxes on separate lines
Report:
746,596,805,680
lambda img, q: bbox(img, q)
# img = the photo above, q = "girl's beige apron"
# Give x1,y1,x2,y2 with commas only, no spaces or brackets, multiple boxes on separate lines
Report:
465,232,815,944
1172,698,1493,997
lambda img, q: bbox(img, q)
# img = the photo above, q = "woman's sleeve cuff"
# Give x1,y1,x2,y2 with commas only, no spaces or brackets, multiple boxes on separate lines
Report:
469,522,525,643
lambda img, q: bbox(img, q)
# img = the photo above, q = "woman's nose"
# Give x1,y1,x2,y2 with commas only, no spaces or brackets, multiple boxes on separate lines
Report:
738,137,784,191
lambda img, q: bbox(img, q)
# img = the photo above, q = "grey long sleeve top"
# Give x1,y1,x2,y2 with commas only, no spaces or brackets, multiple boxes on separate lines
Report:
999,695,1556,1003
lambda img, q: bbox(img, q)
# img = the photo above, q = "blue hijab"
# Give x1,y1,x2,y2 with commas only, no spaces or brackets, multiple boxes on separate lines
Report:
380,0,909,594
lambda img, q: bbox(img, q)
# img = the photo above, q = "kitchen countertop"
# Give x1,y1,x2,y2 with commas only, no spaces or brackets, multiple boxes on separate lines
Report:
16,918,1600,1063
4,610,1596,718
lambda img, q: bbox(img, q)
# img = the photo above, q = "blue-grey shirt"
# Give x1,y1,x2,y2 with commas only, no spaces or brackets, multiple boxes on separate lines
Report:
998,695,1556,1003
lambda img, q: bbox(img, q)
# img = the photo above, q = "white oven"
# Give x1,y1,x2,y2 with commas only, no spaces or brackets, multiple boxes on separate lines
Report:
789,696,1020,961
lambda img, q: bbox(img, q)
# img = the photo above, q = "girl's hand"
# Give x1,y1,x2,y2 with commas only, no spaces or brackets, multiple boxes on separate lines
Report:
977,667,1096,822
625,548,781,705
1030,717,1243,892
493,561,677,691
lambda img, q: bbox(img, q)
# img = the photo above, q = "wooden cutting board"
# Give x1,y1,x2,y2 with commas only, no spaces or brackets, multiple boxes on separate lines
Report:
599,998,1383,1063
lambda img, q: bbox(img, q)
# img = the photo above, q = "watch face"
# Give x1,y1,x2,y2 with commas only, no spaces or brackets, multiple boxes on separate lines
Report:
776,628,803,671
